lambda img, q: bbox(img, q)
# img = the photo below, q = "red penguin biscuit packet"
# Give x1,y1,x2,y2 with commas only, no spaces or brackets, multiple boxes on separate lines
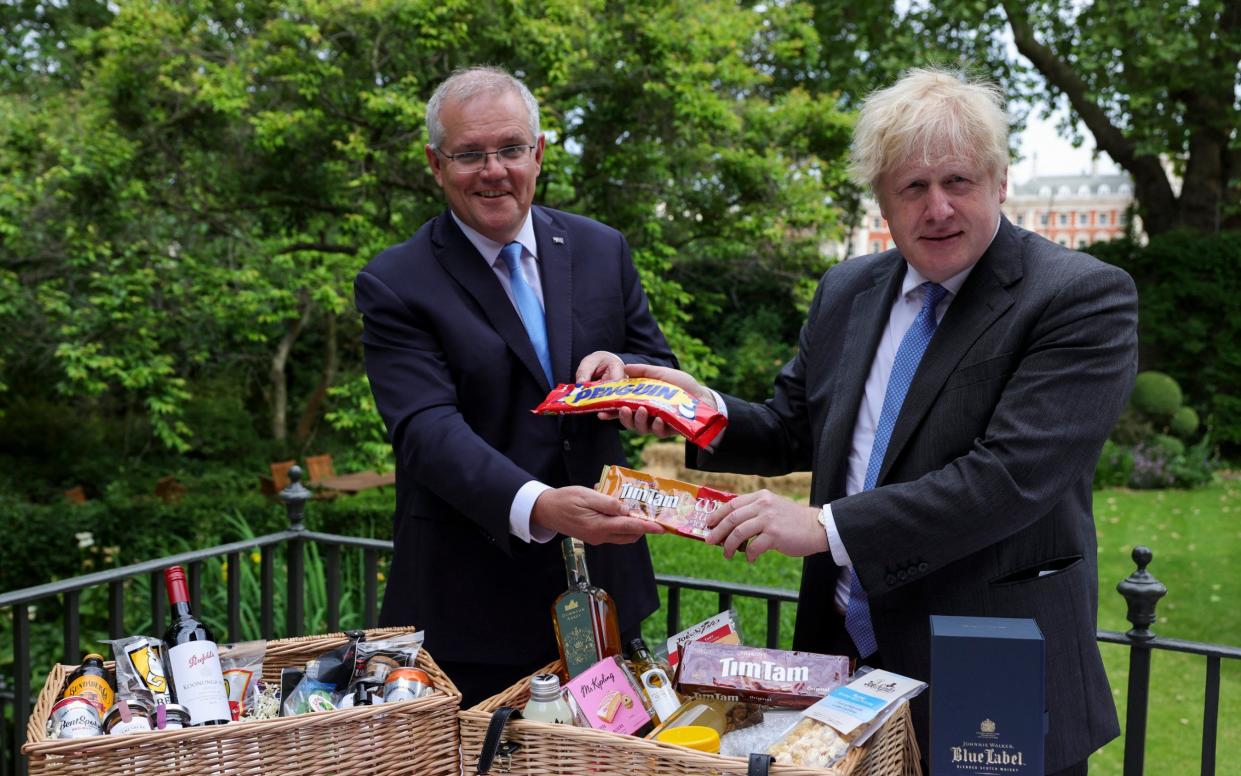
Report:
533,378,727,448
595,465,736,542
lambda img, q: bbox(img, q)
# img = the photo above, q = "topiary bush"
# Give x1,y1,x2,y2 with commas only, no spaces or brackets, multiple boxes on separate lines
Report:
1131,371,1183,420
1170,406,1200,439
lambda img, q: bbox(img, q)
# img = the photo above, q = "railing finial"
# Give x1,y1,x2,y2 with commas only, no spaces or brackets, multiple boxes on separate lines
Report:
1116,545,1167,642
280,465,312,531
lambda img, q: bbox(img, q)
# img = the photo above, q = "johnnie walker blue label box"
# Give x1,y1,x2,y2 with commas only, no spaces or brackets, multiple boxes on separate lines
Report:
930,615,1044,775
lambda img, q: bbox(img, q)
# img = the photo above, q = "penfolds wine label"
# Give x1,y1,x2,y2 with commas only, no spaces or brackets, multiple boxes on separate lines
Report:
163,566,231,725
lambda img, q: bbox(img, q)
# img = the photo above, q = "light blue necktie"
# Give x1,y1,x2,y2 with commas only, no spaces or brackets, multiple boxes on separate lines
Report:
845,281,949,659
499,241,553,385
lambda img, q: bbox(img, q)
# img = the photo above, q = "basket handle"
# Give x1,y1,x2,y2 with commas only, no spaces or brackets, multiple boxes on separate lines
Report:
748,752,774,776
476,706,524,775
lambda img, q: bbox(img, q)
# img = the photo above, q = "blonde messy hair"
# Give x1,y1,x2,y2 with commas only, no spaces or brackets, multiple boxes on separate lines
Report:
848,67,1009,189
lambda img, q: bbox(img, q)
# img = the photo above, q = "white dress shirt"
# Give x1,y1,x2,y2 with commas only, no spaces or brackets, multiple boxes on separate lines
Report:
451,211,556,544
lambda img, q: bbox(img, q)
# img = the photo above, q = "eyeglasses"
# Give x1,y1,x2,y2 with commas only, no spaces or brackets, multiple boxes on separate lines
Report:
436,144,537,173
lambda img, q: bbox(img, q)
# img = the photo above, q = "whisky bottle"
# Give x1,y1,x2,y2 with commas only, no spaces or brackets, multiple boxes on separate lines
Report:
551,537,622,678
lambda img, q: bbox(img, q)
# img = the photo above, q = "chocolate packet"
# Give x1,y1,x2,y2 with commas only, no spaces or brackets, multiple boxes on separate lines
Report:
674,641,850,709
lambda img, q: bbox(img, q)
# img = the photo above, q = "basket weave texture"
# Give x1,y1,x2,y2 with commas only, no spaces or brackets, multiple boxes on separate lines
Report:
24,626,461,776
459,660,921,776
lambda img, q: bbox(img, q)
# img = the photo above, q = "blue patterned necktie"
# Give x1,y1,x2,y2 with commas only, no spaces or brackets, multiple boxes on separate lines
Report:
499,241,553,385
845,281,949,659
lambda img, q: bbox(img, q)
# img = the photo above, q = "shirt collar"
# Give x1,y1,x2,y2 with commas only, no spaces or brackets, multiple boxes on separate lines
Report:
899,214,1001,300
450,211,538,267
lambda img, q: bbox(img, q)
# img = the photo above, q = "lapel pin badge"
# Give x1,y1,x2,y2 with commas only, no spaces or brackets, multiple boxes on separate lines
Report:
552,236,565,244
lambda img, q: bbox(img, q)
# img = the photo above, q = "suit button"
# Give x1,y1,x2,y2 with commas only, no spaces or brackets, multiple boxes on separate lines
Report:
563,440,572,452
918,562,928,572
885,574,897,586
897,570,907,581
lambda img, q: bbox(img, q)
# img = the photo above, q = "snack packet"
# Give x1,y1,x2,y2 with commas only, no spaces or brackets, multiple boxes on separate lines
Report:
107,636,171,707
596,465,736,541
533,378,727,448
767,668,927,768
219,640,265,721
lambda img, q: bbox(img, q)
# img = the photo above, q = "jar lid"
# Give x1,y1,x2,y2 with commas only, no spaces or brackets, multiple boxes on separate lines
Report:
529,673,564,702
655,724,721,753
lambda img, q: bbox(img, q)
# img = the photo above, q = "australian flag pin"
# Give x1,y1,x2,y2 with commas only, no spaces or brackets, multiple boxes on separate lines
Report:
552,236,565,244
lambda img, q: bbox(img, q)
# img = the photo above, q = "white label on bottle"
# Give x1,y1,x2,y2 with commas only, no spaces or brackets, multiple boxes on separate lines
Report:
167,641,231,724
641,668,681,720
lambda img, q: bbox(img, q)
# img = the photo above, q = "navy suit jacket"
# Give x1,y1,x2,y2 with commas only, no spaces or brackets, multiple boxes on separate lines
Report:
694,219,1134,770
357,205,676,666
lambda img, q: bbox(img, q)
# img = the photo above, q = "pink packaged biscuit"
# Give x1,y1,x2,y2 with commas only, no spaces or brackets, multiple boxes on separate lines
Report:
563,656,651,735
674,641,850,709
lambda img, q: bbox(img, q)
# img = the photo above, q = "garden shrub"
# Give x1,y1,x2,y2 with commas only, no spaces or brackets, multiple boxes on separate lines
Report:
1169,406,1200,439
1130,371,1182,420
1093,440,1134,489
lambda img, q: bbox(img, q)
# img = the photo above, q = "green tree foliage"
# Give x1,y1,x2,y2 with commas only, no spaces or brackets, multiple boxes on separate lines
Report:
0,0,853,460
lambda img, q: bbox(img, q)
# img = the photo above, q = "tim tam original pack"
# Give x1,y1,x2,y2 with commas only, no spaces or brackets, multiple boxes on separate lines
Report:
595,465,736,542
674,642,850,709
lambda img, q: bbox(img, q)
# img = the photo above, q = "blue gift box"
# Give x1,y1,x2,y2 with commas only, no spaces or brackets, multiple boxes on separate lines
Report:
930,615,1045,775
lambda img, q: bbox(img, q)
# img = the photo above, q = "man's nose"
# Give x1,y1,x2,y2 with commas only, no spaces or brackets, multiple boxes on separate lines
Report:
926,185,954,220
479,152,507,178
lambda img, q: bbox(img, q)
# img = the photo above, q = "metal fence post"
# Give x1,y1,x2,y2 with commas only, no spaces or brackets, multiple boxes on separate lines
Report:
1116,545,1167,776
281,465,311,636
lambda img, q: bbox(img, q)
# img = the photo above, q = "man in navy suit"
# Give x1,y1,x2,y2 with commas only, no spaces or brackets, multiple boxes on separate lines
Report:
356,66,675,707
595,68,1133,773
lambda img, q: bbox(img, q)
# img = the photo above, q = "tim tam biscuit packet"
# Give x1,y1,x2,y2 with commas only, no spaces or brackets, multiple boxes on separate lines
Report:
595,465,736,542
674,641,851,709
533,378,727,448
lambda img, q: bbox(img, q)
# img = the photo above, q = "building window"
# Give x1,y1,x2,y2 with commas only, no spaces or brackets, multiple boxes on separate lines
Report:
1058,213,1068,226
872,217,882,229
1078,213,1089,225
1039,186,1052,198
1077,238,1089,248
1098,184,1110,195
1119,184,1131,196
1057,237,1069,246
1016,214,1025,226
871,241,881,253
1040,213,1049,226
1098,213,1108,226
1118,212,1128,225
1058,186,1071,197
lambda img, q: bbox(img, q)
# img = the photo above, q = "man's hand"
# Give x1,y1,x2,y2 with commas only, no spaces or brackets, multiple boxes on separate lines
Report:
531,486,665,544
705,490,826,562
576,351,627,383
611,363,717,437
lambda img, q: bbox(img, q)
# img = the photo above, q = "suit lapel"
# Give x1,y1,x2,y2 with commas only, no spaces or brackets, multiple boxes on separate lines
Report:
815,256,905,502
877,219,1022,485
431,211,552,390
533,206,571,388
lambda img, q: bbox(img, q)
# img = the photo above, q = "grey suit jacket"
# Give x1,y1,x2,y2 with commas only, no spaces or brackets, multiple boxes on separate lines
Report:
695,218,1134,770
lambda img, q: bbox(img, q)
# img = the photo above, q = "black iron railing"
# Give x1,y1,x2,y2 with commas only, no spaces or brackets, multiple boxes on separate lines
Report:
1,467,1237,776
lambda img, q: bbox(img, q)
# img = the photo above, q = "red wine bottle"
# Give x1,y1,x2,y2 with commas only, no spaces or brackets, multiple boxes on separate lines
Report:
162,566,231,725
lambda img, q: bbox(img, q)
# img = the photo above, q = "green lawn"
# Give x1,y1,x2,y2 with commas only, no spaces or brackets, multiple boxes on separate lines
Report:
641,479,1241,774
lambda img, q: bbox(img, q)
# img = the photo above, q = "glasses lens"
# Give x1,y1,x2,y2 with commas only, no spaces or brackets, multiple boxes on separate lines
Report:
498,145,532,167
451,151,485,172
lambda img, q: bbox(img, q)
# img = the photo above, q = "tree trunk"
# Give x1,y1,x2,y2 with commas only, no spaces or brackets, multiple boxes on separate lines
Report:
294,310,338,445
270,290,312,442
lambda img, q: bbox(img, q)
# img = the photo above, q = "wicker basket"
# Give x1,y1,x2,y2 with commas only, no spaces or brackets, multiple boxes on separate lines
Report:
24,627,461,776
459,660,921,776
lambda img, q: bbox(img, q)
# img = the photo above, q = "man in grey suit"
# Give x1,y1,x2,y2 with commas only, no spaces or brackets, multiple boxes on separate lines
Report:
587,68,1134,774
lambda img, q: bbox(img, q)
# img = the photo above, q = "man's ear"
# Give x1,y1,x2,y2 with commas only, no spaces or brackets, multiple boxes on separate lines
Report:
998,168,1008,204
426,144,444,187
